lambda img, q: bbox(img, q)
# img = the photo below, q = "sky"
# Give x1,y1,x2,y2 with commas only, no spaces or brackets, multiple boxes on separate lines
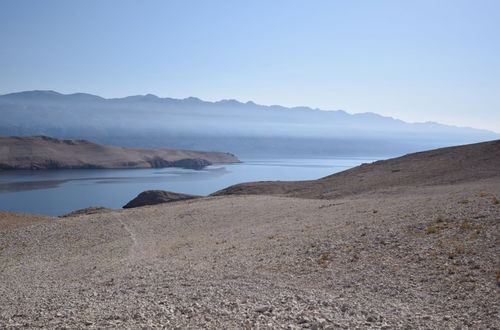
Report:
0,0,499,132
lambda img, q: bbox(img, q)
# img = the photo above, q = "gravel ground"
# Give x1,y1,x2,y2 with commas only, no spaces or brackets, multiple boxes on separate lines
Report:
0,212,54,231
0,178,499,329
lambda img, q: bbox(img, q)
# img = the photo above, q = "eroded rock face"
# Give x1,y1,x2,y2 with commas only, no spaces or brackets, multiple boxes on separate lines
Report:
123,190,200,209
146,157,172,168
145,157,211,170
171,158,211,170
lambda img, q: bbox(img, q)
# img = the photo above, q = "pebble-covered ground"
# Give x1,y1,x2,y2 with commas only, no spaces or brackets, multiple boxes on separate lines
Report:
0,179,499,329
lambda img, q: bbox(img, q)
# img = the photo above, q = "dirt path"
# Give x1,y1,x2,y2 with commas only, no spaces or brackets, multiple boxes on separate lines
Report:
115,214,141,261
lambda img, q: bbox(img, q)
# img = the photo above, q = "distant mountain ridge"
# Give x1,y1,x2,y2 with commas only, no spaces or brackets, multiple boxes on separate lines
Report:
0,90,497,157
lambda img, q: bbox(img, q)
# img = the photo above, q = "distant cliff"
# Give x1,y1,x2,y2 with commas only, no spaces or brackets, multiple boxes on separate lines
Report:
0,136,239,170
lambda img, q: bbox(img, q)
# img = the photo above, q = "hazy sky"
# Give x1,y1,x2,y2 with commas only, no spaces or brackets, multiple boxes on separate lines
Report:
1,0,499,132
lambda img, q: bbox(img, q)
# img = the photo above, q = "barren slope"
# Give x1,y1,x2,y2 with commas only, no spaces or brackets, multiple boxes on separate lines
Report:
212,139,500,199
0,136,239,170
0,141,499,328
0,211,54,231
1,180,499,328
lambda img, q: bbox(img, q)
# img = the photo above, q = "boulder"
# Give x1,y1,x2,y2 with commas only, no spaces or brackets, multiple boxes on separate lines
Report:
123,190,200,209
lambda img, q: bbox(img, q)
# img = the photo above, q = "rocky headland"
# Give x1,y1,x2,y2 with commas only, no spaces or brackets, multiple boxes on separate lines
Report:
0,135,239,170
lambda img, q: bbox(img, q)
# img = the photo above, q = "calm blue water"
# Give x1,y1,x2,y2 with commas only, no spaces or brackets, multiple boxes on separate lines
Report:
0,158,378,216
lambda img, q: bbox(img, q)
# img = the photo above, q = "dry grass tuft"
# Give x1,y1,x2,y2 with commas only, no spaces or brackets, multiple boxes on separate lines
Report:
426,225,438,234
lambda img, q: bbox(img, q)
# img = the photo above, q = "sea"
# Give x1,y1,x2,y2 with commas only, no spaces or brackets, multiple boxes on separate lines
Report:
0,157,379,216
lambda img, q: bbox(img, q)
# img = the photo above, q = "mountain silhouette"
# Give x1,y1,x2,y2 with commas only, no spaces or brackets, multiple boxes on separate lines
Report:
1,90,497,157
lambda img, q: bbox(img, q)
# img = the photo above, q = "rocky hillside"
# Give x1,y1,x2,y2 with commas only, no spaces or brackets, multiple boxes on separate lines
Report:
213,139,500,198
0,136,239,170
0,140,499,328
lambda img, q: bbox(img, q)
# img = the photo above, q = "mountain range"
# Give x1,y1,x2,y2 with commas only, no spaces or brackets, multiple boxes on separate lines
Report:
1,90,497,157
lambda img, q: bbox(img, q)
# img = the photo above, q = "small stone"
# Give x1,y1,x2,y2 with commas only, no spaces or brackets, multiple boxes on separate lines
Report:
366,316,376,322
255,306,270,313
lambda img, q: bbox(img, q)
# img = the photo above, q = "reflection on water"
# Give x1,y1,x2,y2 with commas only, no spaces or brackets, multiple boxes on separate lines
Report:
0,157,379,216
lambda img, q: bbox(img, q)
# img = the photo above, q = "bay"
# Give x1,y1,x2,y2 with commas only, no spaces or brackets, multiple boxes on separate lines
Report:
0,157,379,216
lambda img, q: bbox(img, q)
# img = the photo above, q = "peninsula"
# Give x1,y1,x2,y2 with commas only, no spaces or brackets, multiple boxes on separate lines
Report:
0,135,239,170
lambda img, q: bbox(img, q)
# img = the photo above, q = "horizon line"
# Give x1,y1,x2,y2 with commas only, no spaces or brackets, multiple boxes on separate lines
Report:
2,89,499,135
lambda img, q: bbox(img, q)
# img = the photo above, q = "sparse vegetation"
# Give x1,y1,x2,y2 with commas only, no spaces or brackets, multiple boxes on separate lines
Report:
426,225,438,234
460,222,473,231
317,253,332,267
474,225,483,234
0,244,8,255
